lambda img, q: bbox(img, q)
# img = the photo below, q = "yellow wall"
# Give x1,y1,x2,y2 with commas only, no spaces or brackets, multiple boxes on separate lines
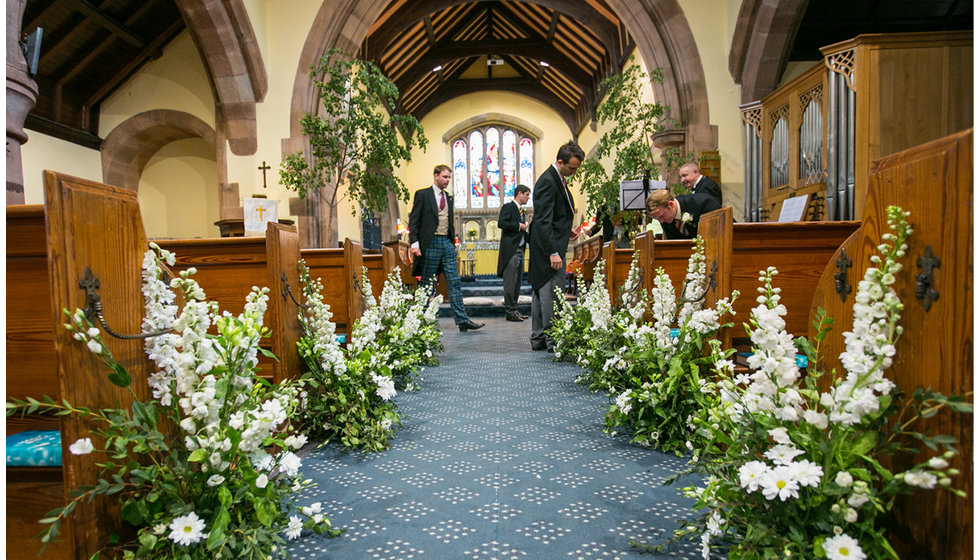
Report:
140,138,221,239
20,133,103,204
17,1,752,241
395,90,577,227
678,0,747,218
100,31,215,135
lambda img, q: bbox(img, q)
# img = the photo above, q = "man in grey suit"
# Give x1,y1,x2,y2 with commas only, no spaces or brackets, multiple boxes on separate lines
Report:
528,142,584,352
497,184,531,322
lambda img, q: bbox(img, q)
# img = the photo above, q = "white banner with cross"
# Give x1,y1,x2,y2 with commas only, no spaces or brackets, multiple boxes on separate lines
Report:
244,198,278,235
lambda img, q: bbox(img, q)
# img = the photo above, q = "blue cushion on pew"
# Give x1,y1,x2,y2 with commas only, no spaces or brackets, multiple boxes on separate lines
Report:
6,430,62,467
335,334,346,344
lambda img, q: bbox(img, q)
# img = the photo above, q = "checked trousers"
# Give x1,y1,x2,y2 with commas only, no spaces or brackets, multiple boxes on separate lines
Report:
419,235,469,324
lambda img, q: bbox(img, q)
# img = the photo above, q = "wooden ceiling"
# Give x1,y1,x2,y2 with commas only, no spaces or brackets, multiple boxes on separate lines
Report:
362,0,634,135
21,0,185,148
18,0,973,148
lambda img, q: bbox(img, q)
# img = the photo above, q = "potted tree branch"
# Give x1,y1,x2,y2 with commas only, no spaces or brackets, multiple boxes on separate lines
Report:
280,49,428,247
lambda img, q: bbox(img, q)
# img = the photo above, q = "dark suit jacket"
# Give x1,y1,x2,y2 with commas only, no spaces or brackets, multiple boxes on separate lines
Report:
587,208,616,244
692,175,723,206
528,166,575,291
408,186,455,276
660,193,722,240
496,200,527,277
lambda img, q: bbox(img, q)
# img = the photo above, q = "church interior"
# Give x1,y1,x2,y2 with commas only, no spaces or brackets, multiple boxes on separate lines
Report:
5,1,973,559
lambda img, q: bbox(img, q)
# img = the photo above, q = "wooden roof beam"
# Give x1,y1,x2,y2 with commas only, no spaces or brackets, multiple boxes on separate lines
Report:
66,0,146,48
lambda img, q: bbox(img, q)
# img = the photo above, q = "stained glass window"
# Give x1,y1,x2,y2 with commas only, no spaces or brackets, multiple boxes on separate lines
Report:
519,138,534,189
469,130,484,209
502,130,517,200
450,126,534,211
452,140,467,207
485,128,500,208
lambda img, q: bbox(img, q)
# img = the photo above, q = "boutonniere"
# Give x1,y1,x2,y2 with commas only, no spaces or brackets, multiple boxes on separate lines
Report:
681,212,693,225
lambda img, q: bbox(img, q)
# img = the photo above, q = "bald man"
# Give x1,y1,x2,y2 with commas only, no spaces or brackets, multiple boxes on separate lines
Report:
679,162,722,206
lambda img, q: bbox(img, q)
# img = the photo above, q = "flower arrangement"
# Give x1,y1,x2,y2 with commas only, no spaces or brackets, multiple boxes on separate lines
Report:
550,240,738,454
667,207,971,559
598,239,737,454
6,244,338,559
295,265,443,451
466,227,478,241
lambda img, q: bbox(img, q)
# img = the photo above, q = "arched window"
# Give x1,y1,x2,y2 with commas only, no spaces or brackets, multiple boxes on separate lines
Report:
451,125,535,210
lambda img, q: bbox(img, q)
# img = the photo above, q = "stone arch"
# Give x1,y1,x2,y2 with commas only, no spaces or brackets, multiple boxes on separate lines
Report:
284,0,715,245
176,0,267,155
728,0,809,104
101,109,216,191
441,113,544,144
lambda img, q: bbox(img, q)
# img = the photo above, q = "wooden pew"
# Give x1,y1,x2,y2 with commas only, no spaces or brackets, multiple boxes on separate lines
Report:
697,207,861,347
154,222,303,384
8,171,156,560
809,129,973,560
299,238,365,334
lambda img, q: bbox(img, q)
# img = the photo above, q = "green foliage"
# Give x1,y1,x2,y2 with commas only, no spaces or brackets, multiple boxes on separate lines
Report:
6,246,340,559
574,57,683,231
279,48,428,217
295,263,443,452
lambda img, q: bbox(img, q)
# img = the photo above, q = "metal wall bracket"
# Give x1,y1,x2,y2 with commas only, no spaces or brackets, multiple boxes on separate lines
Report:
915,245,941,312
834,250,852,302
78,267,169,339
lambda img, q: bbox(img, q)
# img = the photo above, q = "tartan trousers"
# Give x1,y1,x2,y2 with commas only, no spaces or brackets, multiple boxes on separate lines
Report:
419,235,469,324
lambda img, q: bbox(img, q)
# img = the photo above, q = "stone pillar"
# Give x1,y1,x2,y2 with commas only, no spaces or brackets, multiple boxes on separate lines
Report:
6,0,38,204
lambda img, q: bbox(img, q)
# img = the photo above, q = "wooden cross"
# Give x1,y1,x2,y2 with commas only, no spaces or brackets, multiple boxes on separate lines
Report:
258,161,271,188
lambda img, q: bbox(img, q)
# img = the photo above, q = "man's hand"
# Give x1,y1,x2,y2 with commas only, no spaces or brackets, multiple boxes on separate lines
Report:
410,246,422,262
520,222,528,231
550,254,562,270
569,227,580,241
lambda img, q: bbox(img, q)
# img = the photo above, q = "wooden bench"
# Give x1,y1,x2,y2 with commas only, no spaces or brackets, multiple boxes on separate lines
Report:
696,208,861,347
808,129,973,560
299,238,365,334
7,171,156,560
154,223,303,384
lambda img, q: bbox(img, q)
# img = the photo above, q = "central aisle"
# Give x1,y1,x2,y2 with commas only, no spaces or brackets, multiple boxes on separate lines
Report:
288,316,704,559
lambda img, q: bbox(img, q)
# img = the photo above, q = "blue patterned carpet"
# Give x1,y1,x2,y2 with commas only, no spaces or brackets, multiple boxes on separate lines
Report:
288,316,706,559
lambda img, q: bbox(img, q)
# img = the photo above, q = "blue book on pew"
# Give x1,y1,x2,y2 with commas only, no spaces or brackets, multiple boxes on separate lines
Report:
736,352,808,369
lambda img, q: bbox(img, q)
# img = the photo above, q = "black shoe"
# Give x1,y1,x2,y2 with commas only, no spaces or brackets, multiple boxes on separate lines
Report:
531,342,547,351
506,314,524,322
517,313,530,320
458,320,485,332
546,346,555,353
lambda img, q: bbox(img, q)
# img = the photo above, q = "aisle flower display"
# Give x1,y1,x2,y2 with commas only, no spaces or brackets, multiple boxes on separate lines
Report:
296,265,443,451
668,207,971,559
6,244,337,559
550,238,738,454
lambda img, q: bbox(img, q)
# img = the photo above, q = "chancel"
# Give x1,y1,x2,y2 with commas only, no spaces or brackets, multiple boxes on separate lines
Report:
5,1,972,559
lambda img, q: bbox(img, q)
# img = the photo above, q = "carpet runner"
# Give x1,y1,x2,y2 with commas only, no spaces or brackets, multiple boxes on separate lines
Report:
288,316,707,559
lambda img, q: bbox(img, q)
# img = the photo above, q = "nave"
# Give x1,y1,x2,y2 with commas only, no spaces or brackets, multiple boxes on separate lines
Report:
287,316,707,560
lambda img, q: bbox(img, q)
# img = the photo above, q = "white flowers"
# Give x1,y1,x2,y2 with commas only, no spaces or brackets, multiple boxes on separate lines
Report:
681,211,693,224
284,515,303,540
823,533,866,560
615,391,633,415
902,470,938,489
69,437,94,455
168,511,207,546
835,471,854,488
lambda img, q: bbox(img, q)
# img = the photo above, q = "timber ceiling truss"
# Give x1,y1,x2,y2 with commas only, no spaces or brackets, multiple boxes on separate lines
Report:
20,0,186,148
362,0,635,135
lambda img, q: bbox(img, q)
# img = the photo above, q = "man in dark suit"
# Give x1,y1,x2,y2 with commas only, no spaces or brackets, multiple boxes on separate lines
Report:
679,162,723,206
528,141,584,351
645,188,722,240
497,184,531,322
409,165,484,332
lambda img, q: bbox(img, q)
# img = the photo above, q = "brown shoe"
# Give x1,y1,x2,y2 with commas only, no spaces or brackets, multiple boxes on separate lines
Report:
458,320,485,332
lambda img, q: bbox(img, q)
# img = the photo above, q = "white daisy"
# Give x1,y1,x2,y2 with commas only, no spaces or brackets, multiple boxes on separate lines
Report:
823,533,866,560
284,515,303,540
168,511,207,546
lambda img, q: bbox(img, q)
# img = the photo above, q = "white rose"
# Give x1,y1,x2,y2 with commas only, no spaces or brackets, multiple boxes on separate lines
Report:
69,437,94,455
